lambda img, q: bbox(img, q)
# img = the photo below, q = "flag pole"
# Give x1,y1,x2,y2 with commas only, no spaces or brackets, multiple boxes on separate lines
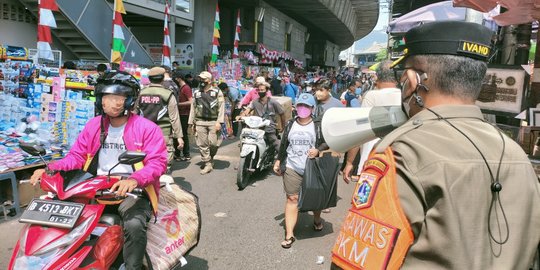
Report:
111,0,116,63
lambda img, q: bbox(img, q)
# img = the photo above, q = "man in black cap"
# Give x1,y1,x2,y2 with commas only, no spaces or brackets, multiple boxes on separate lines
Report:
161,65,179,99
136,66,183,169
188,71,225,174
331,21,540,269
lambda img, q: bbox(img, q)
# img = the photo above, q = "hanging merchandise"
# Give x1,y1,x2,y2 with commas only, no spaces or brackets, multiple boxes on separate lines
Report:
257,44,302,68
0,59,33,96
37,0,58,61
120,61,141,80
3,46,29,61
162,1,171,66
61,69,96,90
211,3,220,65
232,10,241,59
111,0,127,64
207,59,243,81
0,54,97,172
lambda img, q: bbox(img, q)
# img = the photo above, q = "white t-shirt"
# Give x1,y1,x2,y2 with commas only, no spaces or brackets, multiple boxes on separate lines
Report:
286,121,316,175
358,87,401,174
97,123,134,176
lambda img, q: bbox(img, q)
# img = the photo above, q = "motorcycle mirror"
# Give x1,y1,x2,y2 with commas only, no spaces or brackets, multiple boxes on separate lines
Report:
118,151,146,165
107,151,146,182
19,142,49,168
19,142,46,156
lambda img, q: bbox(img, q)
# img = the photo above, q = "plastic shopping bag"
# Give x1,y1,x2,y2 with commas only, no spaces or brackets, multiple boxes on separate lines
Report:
144,182,201,270
298,152,340,211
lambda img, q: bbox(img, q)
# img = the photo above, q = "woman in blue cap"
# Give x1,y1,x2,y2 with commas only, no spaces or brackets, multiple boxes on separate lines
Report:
273,93,329,248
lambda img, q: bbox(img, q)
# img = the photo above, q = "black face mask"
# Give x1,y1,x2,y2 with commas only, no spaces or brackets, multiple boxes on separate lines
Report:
200,81,208,88
258,91,266,98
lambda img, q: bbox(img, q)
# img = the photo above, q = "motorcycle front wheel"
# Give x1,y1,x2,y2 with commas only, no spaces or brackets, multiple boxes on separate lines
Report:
237,153,252,190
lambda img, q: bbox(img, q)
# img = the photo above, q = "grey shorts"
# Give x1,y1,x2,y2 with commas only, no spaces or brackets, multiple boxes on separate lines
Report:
283,168,303,195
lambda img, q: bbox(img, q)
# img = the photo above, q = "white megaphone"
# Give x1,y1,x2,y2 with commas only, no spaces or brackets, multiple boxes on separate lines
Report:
322,106,408,153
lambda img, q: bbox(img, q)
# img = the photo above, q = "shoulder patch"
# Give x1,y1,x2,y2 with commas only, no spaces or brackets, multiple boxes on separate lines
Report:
195,92,201,98
353,173,381,209
364,157,388,175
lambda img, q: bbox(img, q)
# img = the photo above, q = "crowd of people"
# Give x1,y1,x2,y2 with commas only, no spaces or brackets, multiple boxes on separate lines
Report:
27,20,540,269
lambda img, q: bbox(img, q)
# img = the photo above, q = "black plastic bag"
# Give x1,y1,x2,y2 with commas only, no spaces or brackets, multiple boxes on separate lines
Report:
298,152,340,211
318,153,340,208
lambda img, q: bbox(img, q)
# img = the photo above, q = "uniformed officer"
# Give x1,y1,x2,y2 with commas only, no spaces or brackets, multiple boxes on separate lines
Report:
188,71,225,174
136,66,183,168
331,21,540,269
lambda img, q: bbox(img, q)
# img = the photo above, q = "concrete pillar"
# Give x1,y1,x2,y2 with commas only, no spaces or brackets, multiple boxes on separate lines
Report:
501,25,517,65
170,16,176,64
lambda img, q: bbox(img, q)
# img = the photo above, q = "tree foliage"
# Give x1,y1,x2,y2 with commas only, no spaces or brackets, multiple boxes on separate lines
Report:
375,48,388,62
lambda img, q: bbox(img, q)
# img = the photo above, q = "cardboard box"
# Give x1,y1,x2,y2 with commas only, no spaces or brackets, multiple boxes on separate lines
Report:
18,182,47,207
272,96,293,131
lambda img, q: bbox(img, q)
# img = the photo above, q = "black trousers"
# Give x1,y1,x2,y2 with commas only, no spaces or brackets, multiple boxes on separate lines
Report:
117,197,152,270
232,108,242,136
174,115,191,158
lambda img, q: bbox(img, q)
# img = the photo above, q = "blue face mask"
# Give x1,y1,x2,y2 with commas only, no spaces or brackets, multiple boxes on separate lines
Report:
355,88,362,95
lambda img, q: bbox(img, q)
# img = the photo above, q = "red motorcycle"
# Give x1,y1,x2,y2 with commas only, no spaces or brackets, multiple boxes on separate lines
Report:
8,143,146,270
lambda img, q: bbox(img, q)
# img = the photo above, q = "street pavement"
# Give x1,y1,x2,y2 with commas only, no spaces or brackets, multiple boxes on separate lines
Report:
0,138,353,269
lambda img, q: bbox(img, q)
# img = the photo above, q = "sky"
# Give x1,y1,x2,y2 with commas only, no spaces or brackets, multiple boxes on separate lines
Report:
373,1,391,32
340,2,391,57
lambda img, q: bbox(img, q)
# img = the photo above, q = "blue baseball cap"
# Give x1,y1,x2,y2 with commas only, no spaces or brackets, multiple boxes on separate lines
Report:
296,93,316,107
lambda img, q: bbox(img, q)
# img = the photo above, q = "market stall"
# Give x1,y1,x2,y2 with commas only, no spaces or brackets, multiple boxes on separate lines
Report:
0,44,98,213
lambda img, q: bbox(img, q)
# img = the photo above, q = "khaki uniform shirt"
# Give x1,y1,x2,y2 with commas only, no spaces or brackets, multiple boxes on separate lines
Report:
140,83,182,139
188,86,225,125
375,105,540,269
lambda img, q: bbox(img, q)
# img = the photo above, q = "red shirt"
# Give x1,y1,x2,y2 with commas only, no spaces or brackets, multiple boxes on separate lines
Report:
178,84,193,115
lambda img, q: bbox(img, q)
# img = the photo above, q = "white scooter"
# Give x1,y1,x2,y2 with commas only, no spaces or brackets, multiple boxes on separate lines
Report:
236,115,276,190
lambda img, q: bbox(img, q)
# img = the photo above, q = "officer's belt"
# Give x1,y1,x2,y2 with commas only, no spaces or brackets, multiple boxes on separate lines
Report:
197,117,218,121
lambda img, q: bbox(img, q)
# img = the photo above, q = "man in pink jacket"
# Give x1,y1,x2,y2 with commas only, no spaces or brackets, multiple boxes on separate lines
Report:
240,76,272,106
30,71,167,270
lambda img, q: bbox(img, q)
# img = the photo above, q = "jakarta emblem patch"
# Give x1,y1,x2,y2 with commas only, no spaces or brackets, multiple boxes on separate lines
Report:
353,173,380,209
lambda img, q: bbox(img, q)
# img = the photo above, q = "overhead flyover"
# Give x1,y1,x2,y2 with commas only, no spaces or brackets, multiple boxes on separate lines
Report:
267,0,379,49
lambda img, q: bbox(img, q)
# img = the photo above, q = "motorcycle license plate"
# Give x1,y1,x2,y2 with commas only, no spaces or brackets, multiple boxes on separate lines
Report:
19,199,84,229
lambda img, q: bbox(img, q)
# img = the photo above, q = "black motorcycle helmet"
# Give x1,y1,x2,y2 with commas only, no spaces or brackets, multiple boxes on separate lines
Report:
95,71,140,115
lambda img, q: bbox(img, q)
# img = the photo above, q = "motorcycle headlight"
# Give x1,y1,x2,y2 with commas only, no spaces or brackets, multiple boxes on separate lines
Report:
13,225,51,270
34,216,92,255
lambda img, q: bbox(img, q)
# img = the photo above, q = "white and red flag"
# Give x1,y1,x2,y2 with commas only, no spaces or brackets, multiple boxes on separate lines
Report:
162,1,171,66
37,0,58,60
232,10,241,59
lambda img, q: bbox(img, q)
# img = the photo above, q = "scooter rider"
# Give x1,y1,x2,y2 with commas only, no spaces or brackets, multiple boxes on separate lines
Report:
239,80,286,154
30,71,168,270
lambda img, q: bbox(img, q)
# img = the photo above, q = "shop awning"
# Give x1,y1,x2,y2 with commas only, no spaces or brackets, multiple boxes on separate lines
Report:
453,0,540,25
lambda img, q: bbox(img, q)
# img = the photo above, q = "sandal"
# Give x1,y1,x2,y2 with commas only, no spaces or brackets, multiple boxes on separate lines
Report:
313,221,324,231
281,236,296,249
